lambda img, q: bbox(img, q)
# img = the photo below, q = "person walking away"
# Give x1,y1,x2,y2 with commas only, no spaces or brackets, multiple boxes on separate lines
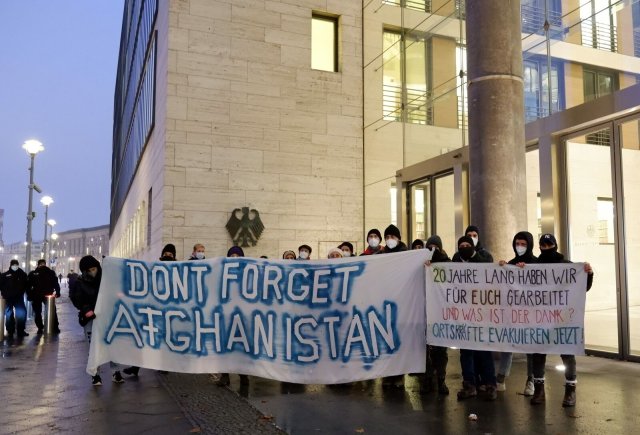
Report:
0,259,29,338
530,233,593,407
497,231,537,395
27,259,61,334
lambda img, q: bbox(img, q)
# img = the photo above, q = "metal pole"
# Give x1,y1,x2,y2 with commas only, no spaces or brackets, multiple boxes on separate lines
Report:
0,298,5,341
45,295,56,335
25,154,35,274
42,205,49,263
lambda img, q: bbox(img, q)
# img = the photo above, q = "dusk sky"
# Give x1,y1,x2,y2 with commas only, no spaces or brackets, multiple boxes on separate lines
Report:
0,1,124,244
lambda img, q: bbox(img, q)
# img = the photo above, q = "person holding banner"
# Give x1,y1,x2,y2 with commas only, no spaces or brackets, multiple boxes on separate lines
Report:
282,250,296,260
188,243,206,260
360,229,384,255
453,235,498,401
422,235,450,395
411,239,424,250
530,234,593,407
497,231,538,396
338,242,354,257
327,248,344,259
453,225,494,263
216,246,250,387
70,255,126,386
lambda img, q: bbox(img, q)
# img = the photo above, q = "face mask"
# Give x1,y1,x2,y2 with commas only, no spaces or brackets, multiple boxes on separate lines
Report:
87,270,98,278
459,246,475,260
160,255,175,261
299,251,309,259
471,236,479,247
342,251,351,257
368,237,380,248
515,246,527,256
11,265,18,271
195,252,205,260
386,238,398,250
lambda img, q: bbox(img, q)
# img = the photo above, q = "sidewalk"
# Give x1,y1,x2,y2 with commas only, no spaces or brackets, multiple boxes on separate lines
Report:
0,284,283,434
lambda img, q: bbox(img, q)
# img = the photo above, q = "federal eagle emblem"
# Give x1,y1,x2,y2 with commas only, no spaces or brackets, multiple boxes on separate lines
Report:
225,207,265,247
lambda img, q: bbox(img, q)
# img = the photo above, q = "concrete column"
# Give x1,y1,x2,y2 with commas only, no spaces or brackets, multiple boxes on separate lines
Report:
466,1,527,261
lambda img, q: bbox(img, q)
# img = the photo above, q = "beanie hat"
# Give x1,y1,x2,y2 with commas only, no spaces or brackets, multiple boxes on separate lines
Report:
465,225,480,236
10,259,19,266
298,244,312,254
282,250,296,259
539,233,557,247
426,235,443,250
327,248,344,258
367,228,382,240
161,243,177,257
458,235,475,248
227,246,245,257
79,255,101,272
411,239,424,249
338,241,354,253
384,224,401,240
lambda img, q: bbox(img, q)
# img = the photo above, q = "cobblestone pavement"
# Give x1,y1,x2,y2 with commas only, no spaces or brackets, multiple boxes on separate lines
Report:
0,284,282,435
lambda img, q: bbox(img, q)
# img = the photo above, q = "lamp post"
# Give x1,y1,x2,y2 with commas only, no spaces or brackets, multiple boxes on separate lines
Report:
40,196,54,263
23,139,44,274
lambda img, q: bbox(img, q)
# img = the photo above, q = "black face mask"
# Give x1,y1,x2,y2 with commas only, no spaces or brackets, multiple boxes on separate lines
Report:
160,256,175,261
459,246,475,260
539,247,557,259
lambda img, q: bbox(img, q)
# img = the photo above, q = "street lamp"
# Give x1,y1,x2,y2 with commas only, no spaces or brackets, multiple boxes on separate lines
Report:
47,222,57,266
23,139,44,273
40,196,54,262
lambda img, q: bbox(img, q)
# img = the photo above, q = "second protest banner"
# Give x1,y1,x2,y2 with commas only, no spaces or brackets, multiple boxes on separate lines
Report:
425,262,587,355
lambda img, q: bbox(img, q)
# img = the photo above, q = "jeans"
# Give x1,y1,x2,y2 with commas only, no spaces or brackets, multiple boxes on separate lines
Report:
4,296,27,334
461,349,496,386
532,353,576,381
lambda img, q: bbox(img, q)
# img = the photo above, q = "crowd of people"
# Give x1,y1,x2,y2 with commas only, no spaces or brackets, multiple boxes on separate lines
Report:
1,224,593,408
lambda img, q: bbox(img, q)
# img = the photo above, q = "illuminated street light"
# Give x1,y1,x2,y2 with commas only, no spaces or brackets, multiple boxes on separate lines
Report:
23,139,44,274
40,196,54,262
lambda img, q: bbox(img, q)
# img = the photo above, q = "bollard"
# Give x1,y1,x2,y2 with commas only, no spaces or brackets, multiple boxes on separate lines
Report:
45,295,56,335
0,298,5,341
25,294,33,320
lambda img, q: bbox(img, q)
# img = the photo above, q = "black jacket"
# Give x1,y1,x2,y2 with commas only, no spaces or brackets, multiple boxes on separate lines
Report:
0,267,28,299
508,231,537,265
537,249,593,291
452,250,491,264
380,241,408,254
27,266,61,298
69,272,101,325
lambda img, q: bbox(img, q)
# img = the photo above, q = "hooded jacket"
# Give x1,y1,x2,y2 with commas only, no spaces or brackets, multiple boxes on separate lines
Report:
0,267,28,299
537,246,594,291
453,225,494,262
69,267,102,325
508,231,537,265
380,240,408,254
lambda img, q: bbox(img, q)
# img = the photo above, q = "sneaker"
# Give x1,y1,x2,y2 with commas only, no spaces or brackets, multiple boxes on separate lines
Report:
484,385,498,401
457,382,477,401
123,366,139,377
92,375,103,386
497,381,506,392
112,371,125,383
523,380,535,396
18,331,29,337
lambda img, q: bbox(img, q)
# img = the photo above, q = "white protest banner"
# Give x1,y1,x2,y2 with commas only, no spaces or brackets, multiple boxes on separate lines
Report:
87,251,428,383
425,263,587,355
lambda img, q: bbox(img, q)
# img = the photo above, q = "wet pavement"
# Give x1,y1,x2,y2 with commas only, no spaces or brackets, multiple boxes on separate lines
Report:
2,283,639,434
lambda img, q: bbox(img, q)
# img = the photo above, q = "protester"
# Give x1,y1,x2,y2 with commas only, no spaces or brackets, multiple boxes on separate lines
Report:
453,236,498,401
69,255,125,385
282,250,296,260
338,242,354,257
188,243,206,260
411,239,424,250
530,233,593,407
497,231,537,395
27,259,61,334
216,246,250,387
327,247,343,259
160,243,177,261
422,235,450,395
361,229,383,255
298,244,312,260
453,225,493,262
0,259,29,338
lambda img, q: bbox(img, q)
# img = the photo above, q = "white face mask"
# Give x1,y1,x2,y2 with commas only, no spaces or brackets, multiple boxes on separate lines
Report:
195,252,205,260
11,265,19,271
368,237,380,248
515,245,527,256
342,251,351,257
386,238,398,250
299,251,309,259
471,236,479,246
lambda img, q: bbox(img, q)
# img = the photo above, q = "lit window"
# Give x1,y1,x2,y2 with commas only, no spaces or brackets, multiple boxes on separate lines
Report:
312,15,338,72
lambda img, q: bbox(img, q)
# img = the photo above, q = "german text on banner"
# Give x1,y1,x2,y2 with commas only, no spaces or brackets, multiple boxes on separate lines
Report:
87,252,428,383
425,263,587,355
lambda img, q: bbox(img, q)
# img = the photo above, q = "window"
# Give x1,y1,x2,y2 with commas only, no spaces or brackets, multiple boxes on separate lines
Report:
521,0,562,36
382,30,432,125
580,0,618,52
382,0,431,13
312,15,338,72
523,57,564,122
583,68,616,102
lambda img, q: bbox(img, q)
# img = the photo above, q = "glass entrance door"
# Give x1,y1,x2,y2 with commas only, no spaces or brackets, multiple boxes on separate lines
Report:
565,126,619,353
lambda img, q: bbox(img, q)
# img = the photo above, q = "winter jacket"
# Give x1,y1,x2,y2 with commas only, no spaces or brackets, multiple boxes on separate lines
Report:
361,245,384,255
69,273,101,325
27,266,60,298
537,248,594,291
507,231,538,265
0,267,28,299
380,241,408,254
